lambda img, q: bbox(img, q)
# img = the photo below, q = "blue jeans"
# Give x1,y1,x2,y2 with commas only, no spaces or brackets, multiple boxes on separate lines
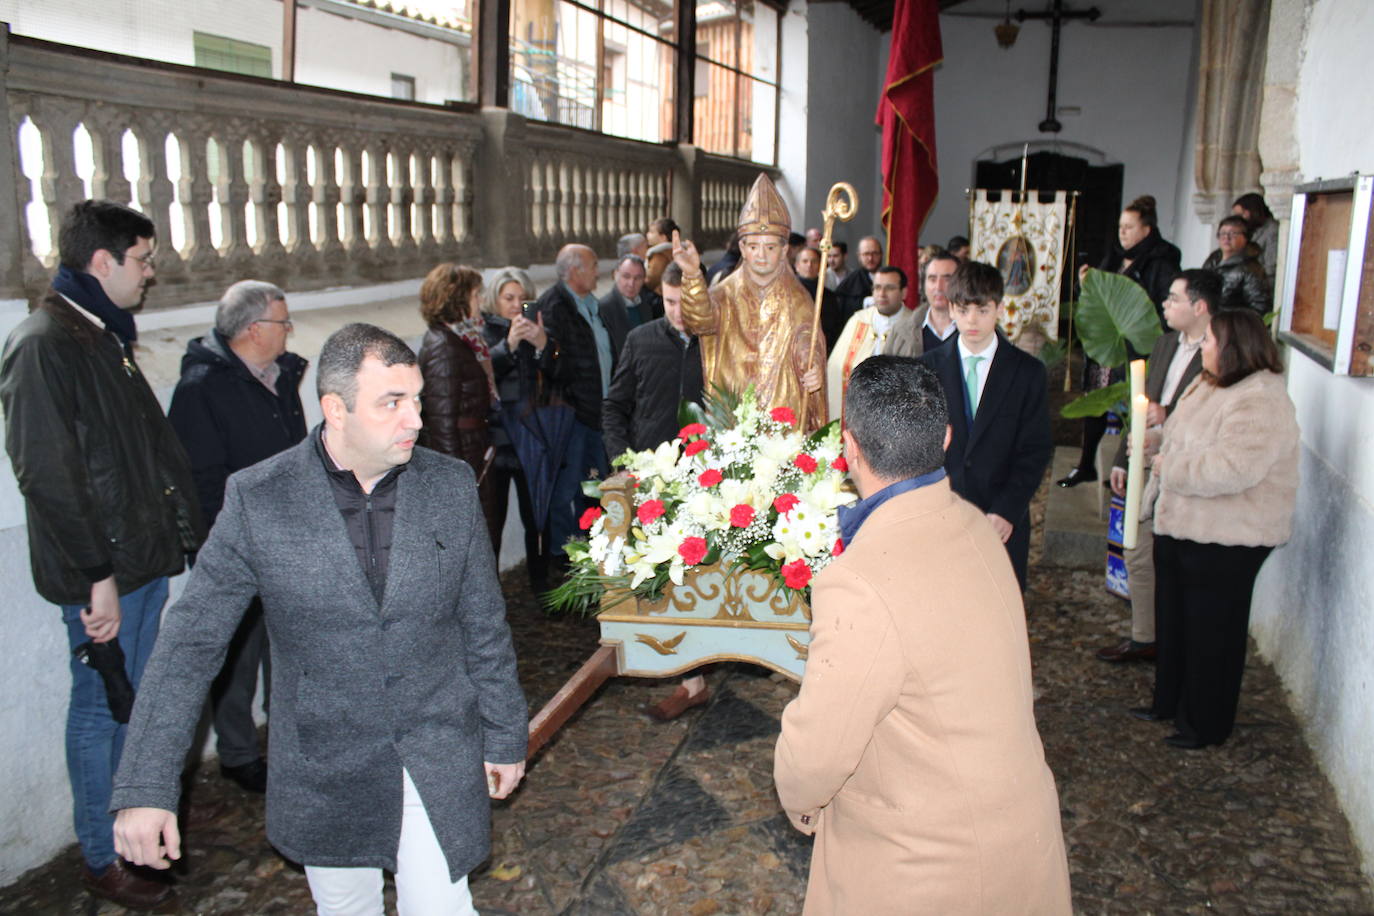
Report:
547,420,609,556
60,577,169,871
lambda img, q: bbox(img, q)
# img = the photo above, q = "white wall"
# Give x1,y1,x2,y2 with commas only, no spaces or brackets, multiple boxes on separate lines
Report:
774,1,885,254
1250,0,1374,881
925,9,1195,249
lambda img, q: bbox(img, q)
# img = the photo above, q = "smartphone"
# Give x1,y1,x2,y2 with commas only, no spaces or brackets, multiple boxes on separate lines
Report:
521,300,538,320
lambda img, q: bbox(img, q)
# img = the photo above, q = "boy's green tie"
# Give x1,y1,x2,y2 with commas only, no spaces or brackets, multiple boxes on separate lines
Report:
963,354,984,418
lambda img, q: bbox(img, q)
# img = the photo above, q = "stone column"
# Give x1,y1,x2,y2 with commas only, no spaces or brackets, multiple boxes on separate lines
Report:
477,108,531,266
132,115,187,283
0,27,47,299
177,126,223,275
1258,0,1312,304
86,107,133,205
673,143,699,240
217,124,255,277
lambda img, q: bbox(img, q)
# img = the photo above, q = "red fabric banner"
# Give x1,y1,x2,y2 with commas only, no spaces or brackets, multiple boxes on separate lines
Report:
877,0,943,307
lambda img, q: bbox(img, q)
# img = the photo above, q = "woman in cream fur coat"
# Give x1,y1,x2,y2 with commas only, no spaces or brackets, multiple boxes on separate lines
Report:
1138,308,1299,749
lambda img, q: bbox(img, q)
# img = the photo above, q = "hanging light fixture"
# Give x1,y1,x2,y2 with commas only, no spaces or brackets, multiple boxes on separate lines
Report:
995,0,1020,48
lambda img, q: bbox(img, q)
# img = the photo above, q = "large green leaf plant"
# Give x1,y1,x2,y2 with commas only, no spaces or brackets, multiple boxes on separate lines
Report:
1061,269,1163,419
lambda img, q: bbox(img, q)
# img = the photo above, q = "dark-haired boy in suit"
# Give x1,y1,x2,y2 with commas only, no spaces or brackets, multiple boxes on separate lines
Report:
919,261,1053,588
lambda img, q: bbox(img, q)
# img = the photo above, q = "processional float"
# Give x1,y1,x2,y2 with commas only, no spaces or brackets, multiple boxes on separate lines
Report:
526,180,858,759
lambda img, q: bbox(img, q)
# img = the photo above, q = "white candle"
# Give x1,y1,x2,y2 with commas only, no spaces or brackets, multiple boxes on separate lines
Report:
1122,359,1147,550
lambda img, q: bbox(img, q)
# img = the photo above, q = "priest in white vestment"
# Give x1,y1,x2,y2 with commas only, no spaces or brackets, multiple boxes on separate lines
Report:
826,265,924,421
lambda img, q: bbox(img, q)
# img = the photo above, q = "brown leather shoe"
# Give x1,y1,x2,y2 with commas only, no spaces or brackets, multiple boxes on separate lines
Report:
645,685,710,721
83,859,176,910
1095,639,1157,663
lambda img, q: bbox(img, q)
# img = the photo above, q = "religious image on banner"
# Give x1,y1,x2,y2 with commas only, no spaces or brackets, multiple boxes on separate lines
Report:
970,188,1069,342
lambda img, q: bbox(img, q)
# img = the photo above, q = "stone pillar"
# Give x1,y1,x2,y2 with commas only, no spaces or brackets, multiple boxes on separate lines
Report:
673,142,698,240
1257,0,1313,305
477,108,531,266
0,25,39,299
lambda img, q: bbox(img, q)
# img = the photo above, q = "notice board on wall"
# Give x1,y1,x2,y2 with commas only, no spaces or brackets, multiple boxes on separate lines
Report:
1279,175,1374,376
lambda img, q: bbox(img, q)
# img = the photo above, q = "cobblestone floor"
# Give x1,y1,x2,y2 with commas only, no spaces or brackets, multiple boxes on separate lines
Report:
3,510,1373,914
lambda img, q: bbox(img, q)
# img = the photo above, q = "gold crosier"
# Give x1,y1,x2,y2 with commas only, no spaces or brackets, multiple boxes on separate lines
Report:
806,182,858,430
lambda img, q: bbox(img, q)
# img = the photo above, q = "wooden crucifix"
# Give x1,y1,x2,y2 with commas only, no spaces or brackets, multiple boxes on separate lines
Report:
1016,0,1101,133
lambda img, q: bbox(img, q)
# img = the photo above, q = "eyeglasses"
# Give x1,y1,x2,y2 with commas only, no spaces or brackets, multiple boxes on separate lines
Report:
255,318,294,330
124,251,155,270
1217,230,1246,239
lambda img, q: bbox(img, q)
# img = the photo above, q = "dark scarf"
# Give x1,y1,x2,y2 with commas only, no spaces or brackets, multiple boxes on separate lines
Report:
51,265,138,343
1116,229,1167,266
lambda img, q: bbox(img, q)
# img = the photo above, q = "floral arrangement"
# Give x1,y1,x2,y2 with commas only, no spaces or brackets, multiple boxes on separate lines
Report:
545,388,857,615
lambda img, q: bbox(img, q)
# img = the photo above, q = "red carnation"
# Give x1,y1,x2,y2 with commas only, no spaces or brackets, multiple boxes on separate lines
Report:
679,422,707,439
773,493,800,515
793,453,818,474
698,468,723,488
729,504,756,528
831,456,849,472
636,499,666,525
685,439,710,457
678,536,708,566
781,559,812,589
833,537,845,556
578,507,603,530
770,406,796,426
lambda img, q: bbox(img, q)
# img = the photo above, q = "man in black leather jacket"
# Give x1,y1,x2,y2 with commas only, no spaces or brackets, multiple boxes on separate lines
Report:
0,200,203,911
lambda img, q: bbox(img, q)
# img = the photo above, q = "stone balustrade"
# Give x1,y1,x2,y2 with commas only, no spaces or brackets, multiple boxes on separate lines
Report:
0,27,769,307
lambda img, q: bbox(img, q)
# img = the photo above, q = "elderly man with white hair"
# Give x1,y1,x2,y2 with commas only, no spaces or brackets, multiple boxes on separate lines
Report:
534,244,629,565
167,279,309,793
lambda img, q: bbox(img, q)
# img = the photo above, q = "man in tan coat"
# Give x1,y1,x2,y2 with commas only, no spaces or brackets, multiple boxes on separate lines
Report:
774,356,1071,915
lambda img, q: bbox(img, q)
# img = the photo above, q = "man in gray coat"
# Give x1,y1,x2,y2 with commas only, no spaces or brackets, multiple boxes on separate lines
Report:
113,323,527,914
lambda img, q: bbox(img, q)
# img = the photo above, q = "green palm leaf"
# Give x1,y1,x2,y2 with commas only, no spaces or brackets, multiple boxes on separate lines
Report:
1060,381,1129,419
1075,269,1163,367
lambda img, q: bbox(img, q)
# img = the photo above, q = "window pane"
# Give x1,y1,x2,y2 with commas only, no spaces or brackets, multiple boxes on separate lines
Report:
296,3,473,104
511,0,599,129
603,0,677,43
0,0,474,104
601,20,675,142
694,0,737,69
693,59,737,157
745,78,776,165
741,0,777,84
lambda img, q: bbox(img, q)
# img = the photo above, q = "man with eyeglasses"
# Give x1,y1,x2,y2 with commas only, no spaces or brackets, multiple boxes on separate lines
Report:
0,200,204,910
167,280,309,795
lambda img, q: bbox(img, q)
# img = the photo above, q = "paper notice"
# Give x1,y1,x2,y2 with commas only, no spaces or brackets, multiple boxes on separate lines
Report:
1324,249,1348,330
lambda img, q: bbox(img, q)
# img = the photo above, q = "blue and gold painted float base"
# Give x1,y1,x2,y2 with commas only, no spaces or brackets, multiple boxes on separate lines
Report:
597,562,811,682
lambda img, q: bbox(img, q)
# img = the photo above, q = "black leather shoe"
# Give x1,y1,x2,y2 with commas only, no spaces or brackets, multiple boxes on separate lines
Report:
1056,466,1098,488
1164,733,1207,750
1097,639,1158,663
1130,706,1167,722
220,758,267,793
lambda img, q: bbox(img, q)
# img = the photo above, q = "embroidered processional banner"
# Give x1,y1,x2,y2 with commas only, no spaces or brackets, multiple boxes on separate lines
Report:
970,189,1069,342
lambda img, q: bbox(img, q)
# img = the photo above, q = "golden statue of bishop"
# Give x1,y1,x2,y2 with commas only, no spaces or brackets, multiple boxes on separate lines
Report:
672,174,827,430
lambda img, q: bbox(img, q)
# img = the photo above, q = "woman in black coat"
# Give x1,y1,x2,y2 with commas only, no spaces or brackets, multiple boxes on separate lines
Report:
480,266,557,583
417,263,500,546
1059,195,1180,488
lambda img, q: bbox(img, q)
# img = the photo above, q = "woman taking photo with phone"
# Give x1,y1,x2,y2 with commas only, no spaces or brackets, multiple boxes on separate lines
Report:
481,267,558,585
1134,308,1299,749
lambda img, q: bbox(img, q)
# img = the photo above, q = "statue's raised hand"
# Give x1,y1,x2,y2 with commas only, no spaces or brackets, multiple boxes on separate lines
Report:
672,230,701,278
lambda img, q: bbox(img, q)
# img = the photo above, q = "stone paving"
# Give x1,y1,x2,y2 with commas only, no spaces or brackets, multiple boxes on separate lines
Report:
3,519,1373,914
